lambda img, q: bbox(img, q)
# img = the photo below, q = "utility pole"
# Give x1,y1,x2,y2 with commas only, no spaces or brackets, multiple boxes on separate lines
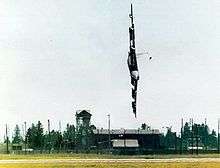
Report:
192,118,194,155
190,118,194,155
196,124,199,155
59,121,62,133
48,119,51,153
124,129,126,154
180,118,183,154
205,118,207,151
218,119,220,154
107,114,111,154
24,121,27,154
6,124,9,154
59,120,62,152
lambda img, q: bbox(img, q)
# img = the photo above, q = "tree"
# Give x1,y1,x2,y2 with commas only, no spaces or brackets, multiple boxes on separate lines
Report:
26,121,44,149
208,129,217,148
50,130,62,150
181,122,217,150
63,124,76,150
164,127,177,149
90,125,96,131
182,122,191,149
75,123,95,150
141,123,147,130
44,130,63,150
12,125,23,144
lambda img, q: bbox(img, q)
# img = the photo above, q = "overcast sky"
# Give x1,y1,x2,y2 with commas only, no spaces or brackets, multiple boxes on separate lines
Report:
0,0,220,140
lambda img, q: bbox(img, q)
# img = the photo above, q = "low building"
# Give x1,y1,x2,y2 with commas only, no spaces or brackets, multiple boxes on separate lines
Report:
93,128,162,151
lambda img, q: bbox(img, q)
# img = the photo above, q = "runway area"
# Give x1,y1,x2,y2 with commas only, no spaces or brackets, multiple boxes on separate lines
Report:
0,158,220,164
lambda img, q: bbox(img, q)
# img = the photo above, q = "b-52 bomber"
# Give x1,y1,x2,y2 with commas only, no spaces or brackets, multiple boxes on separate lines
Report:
127,4,139,118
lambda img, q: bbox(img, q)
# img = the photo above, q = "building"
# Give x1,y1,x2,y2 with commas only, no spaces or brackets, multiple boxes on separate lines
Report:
75,110,93,149
93,128,162,153
74,110,162,153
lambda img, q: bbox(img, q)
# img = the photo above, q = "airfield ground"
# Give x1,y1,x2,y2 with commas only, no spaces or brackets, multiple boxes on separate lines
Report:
0,154,220,167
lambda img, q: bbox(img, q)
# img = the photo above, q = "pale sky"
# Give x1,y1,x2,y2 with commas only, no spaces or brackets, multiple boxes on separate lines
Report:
0,0,220,140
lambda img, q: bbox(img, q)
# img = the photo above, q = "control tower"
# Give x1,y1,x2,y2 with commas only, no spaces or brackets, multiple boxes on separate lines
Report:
75,110,92,148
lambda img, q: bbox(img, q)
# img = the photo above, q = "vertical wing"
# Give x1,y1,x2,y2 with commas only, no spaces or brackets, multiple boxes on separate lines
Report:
127,4,139,117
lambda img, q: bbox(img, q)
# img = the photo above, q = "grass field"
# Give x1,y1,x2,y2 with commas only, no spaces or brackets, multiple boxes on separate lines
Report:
0,153,220,160
0,162,219,168
0,154,219,167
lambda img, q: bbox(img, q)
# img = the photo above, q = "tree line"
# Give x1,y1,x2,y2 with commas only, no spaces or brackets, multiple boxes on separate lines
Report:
158,122,218,151
6,120,219,152
8,121,95,151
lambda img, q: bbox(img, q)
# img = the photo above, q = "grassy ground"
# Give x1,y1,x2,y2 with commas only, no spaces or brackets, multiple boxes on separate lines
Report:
0,153,220,160
0,154,219,167
0,162,219,168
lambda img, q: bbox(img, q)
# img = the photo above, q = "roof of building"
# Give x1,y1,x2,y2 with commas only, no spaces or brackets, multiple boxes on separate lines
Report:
76,110,92,117
93,128,160,135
